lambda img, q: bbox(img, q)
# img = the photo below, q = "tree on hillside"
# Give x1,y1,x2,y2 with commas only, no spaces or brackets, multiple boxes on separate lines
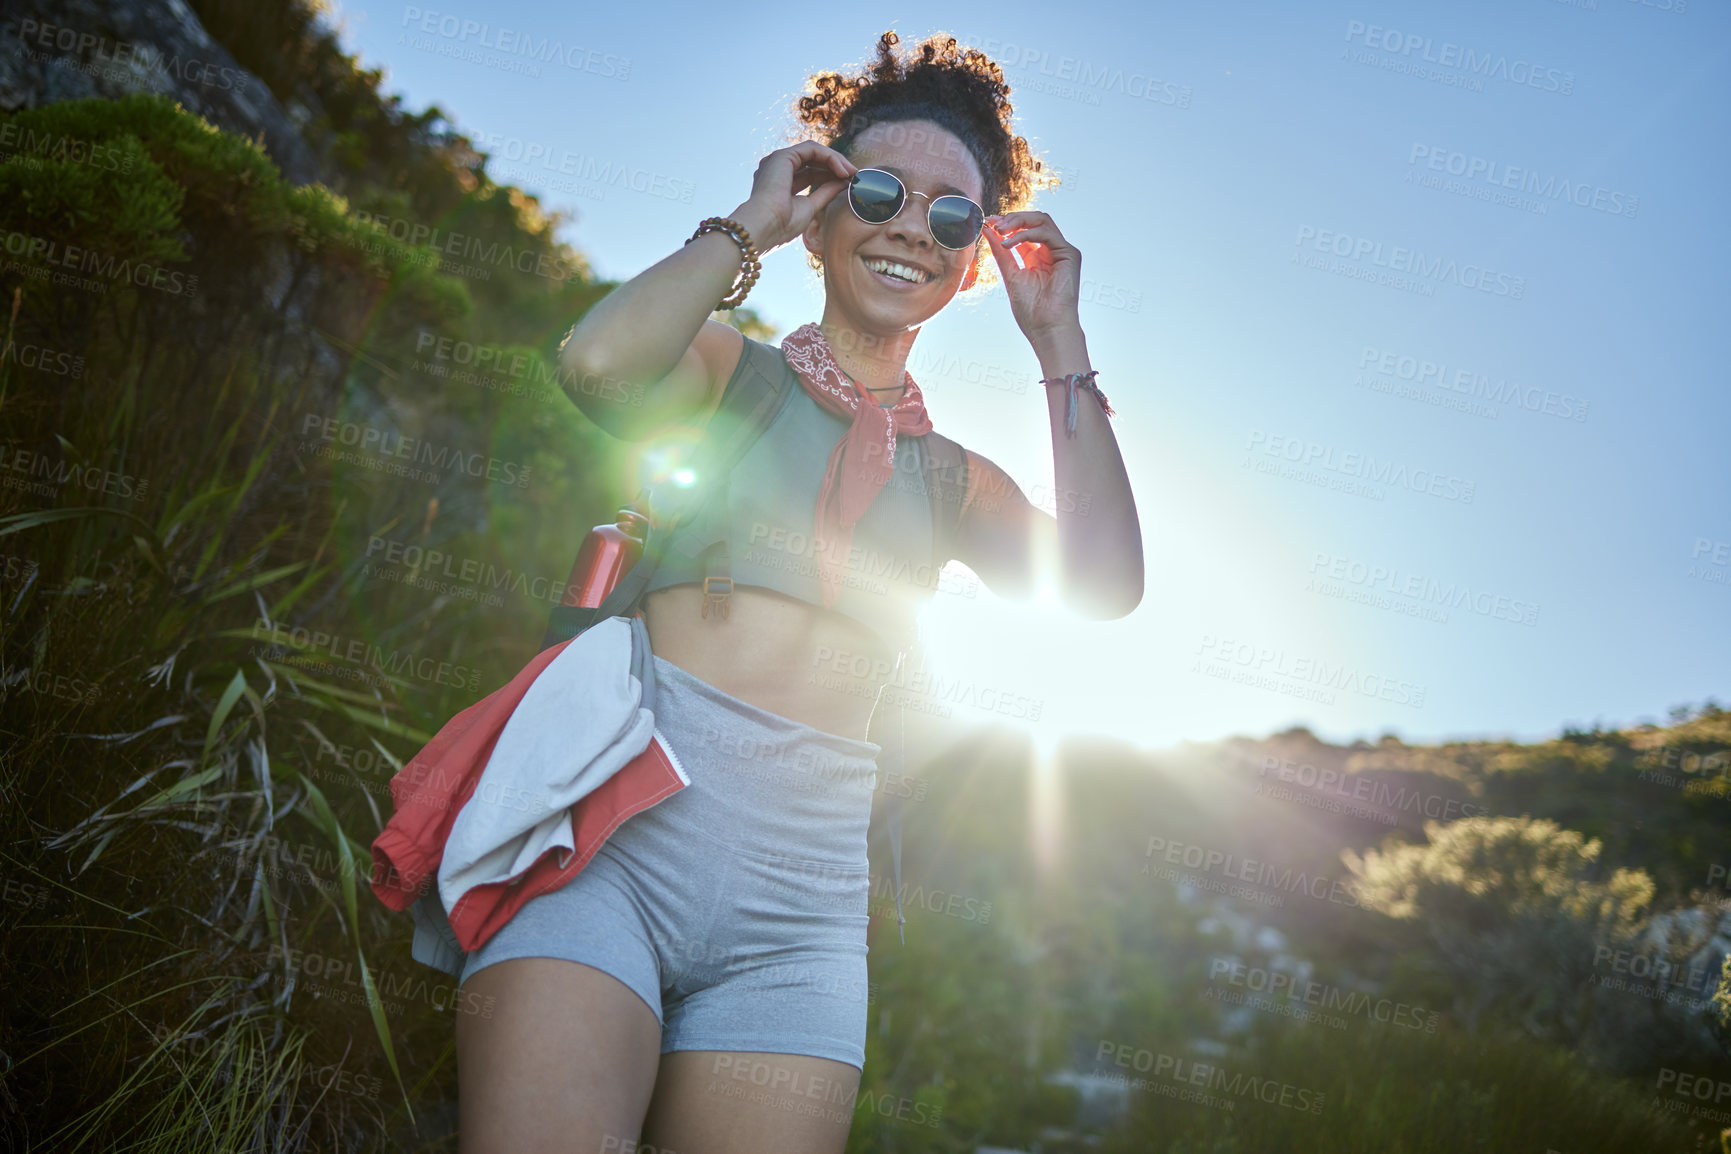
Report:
1343,815,1728,1073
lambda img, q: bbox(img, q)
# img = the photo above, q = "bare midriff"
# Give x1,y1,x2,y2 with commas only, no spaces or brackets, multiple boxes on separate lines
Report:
642,583,899,743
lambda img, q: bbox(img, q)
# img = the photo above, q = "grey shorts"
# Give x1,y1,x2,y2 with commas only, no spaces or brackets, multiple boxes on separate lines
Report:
460,653,882,1070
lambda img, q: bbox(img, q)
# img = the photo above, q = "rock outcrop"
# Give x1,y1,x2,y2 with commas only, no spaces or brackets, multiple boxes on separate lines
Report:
0,0,319,183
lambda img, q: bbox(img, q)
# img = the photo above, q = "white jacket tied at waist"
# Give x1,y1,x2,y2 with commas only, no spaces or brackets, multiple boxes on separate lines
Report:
411,614,682,976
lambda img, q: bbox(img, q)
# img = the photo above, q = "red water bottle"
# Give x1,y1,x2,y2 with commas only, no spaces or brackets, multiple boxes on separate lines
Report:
560,507,650,609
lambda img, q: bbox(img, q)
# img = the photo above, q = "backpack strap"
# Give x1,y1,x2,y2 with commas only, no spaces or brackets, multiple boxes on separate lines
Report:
699,542,733,619
918,431,970,570
880,656,910,946
870,429,971,945
541,335,795,651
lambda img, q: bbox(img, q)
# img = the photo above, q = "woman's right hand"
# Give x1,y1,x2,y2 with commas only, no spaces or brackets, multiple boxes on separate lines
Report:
731,142,859,251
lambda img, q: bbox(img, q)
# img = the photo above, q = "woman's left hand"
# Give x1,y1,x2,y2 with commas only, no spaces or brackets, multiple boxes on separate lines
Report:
980,211,1082,339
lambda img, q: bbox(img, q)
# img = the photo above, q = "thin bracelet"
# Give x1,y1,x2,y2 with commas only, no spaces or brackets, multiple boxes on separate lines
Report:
685,217,761,309
1040,370,1115,437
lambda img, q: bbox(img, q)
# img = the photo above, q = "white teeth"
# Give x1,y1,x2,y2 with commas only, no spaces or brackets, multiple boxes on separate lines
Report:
864,258,930,284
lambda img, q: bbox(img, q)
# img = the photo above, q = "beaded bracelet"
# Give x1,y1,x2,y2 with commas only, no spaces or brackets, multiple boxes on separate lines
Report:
685,216,762,309
1040,370,1115,437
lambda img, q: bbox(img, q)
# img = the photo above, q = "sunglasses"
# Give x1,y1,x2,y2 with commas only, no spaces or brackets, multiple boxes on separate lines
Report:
846,168,986,251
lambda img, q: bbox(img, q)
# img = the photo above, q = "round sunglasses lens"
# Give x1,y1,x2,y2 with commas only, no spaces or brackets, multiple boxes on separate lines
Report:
929,196,984,249
850,170,903,222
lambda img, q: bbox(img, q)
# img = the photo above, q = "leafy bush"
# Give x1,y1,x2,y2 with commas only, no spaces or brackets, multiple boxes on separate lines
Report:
1345,815,1728,1074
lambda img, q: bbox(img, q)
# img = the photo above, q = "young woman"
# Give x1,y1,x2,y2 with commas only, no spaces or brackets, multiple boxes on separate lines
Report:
455,31,1142,1154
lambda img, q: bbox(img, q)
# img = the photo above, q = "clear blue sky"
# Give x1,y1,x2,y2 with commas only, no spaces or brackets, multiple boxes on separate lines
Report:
326,0,1729,751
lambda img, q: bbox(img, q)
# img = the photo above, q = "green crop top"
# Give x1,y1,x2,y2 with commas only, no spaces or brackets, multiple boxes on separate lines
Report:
642,337,955,651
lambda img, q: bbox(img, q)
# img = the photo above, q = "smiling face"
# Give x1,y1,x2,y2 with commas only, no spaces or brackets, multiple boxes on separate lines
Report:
804,118,987,334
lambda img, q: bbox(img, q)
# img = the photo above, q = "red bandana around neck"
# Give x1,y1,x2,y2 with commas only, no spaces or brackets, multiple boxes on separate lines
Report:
778,322,934,609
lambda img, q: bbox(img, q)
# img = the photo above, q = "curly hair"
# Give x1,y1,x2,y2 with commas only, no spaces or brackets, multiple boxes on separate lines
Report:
792,30,1055,289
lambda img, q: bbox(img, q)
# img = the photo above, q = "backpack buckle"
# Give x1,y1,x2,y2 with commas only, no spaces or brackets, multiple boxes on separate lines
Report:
701,576,733,620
